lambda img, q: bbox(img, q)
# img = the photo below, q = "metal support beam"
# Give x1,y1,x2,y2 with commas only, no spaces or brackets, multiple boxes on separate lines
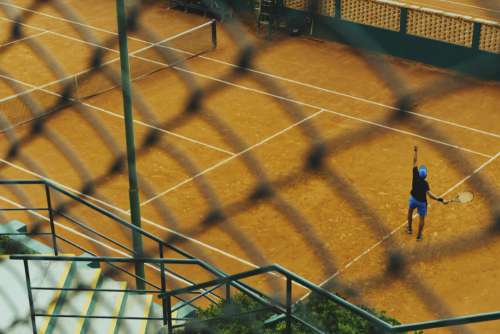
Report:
115,0,145,290
286,277,292,334
23,260,37,334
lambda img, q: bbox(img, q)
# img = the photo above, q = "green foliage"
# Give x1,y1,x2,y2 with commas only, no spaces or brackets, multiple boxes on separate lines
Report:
179,292,423,334
0,235,36,255
182,293,273,334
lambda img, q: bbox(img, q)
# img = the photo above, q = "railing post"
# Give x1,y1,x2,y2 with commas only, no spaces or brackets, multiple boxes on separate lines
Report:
44,183,58,256
226,282,231,304
166,292,173,334
23,260,38,334
160,262,169,327
286,276,292,334
211,19,217,49
159,244,168,327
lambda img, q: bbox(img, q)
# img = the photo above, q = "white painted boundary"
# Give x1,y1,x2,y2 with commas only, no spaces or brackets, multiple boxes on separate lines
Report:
0,2,498,290
0,14,493,205
0,1,499,139
139,110,325,206
0,73,234,157
1,18,484,162
429,0,500,14
0,110,326,271
0,30,47,48
0,11,494,272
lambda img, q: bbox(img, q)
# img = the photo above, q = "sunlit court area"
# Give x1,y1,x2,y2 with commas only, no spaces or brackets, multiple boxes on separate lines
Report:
0,1,499,333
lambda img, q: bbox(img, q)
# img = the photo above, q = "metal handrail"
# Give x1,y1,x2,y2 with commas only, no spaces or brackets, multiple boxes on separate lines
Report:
0,180,277,331
0,179,225,297
9,255,216,333
168,263,500,333
3,180,500,333
0,179,281,306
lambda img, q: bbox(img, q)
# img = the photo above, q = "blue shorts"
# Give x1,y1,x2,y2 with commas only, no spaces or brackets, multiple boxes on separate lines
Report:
409,195,427,217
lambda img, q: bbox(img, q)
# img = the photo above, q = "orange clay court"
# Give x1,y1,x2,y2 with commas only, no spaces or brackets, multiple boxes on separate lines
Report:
0,1,499,333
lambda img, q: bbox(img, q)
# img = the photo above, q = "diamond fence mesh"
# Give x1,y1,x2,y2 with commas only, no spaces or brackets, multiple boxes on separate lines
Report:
0,0,499,333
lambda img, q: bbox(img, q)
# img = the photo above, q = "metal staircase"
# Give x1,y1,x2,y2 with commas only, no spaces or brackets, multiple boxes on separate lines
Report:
0,255,166,334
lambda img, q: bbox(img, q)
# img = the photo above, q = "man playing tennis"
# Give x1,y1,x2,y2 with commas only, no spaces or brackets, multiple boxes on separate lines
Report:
407,146,448,240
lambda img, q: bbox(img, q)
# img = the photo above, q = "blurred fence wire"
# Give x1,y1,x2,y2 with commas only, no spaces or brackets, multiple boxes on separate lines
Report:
0,0,499,333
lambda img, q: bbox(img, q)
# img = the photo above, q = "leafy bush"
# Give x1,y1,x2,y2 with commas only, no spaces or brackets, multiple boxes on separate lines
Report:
0,236,35,255
179,292,423,334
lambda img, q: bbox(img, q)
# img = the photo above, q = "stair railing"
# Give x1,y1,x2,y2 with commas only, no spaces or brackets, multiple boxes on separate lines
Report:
9,255,210,334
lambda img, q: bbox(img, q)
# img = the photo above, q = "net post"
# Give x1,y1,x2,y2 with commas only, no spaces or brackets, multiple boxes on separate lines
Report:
115,0,145,290
211,19,217,49
286,276,292,334
44,182,58,256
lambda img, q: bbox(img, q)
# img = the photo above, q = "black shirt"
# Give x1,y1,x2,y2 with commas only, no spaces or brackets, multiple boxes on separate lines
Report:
411,167,430,203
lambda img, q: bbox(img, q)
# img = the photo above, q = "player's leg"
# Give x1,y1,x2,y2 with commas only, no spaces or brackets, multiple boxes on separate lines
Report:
416,215,425,240
407,196,417,234
407,207,415,234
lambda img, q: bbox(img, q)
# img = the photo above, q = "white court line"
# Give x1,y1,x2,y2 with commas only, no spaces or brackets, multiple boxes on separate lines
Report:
1,16,490,183
0,156,270,271
139,109,325,206
0,17,493,198
321,109,493,158
0,16,235,156
0,30,47,48
0,157,305,289
168,66,493,159
0,195,197,288
0,74,235,157
426,0,500,13
0,111,327,269
0,2,497,284
17,21,480,161
0,1,499,139
298,151,500,302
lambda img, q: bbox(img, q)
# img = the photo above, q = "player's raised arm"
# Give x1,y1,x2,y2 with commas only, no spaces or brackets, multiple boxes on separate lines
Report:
413,145,418,167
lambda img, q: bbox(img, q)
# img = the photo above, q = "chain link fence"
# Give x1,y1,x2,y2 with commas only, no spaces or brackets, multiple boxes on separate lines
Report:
0,0,499,333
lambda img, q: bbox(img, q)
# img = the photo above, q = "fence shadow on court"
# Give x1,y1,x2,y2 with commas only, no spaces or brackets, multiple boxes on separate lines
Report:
0,0,499,333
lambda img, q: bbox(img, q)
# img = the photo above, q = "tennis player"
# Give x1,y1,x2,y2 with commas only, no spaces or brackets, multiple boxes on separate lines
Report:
407,146,448,240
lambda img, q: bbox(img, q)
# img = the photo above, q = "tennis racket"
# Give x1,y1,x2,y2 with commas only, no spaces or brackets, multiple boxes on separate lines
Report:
449,192,474,204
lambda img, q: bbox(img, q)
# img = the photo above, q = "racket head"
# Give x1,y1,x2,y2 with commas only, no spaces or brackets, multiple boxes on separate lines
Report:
455,191,474,203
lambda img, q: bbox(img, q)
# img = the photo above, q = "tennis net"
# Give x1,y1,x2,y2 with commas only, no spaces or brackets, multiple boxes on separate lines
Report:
0,20,217,132
71,19,218,99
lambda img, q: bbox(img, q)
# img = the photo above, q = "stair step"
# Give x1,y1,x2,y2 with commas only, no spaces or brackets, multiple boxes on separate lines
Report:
0,256,71,333
44,263,101,334
83,279,127,334
172,301,197,328
116,293,153,334
146,302,163,334
0,220,54,254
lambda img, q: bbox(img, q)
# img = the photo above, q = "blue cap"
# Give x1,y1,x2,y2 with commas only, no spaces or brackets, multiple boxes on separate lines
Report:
419,165,427,179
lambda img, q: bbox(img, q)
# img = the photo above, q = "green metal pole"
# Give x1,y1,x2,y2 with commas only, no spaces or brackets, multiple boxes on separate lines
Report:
116,0,145,290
